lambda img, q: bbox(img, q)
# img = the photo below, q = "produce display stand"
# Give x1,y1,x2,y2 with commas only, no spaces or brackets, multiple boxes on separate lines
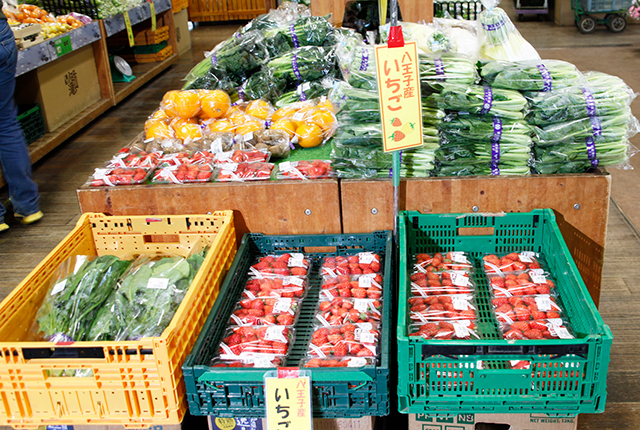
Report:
187,0,273,22
1,0,178,188
310,0,434,25
76,171,610,307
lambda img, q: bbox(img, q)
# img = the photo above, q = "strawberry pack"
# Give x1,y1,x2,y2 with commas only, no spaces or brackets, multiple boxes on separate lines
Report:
483,252,545,274
241,276,308,299
158,151,215,167
488,269,557,297
408,295,477,323
321,253,382,276
250,253,310,277
209,356,285,368
500,319,575,340
276,160,334,180
307,323,380,358
230,297,301,326
151,164,214,184
410,269,475,296
213,149,270,164
217,325,295,359
414,252,474,273
89,167,151,187
408,320,480,340
315,297,383,326
215,162,274,181
107,148,162,170
491,295,564,323
320,273,383,299
301,356,376,368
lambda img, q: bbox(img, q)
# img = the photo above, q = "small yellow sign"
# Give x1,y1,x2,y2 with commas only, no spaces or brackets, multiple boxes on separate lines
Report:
265,376,312,430
123,11,135,47
375,41,424,152
150,0,157,32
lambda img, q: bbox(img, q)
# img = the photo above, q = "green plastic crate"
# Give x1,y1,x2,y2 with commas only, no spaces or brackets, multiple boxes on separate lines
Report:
397,209,612,415
183,231,393,418
17,104,46,145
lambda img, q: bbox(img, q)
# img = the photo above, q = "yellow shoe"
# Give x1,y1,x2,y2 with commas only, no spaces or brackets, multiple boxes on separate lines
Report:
0,223,8,233
15,210,43,225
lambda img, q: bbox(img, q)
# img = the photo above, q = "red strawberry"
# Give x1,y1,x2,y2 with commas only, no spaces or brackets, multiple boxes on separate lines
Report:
391,117,402,127
277,315,294,325
291,267,307,276
272,342,288,355
352,288,367,298
510,321,531,332
524,329,544,339
333,342,348,356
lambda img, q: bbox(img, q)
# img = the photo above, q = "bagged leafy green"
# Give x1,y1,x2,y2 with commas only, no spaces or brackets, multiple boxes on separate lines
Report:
525,71,637,125
436,161,531,176
419,53,478,89
275,78,334,108
477,4,540,61
267,46,336,84
439,114,533,147
428,84,528,119
533,109,638,144
240,1,311,34
239,68,288,102
480,60,582,92
33,255,131,342
263,16,334,51
533,137,632,166
332,123,440,149
332,143,437,178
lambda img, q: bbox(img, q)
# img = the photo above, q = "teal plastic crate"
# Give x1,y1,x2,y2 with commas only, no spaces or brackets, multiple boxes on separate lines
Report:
17,104,46,145
183,231,393,418
397,209,612,415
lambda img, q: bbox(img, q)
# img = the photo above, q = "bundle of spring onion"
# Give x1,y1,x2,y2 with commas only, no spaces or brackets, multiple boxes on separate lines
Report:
274,78,334,107
480,60,582,92
427,84,528,120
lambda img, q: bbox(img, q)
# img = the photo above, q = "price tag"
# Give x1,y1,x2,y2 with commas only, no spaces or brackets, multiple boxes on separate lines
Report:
265,370,313,430
284,277,304,287
292,111,306,122
243,132,254,142
274,298,292,314
453,322,470,338
360,331,376,344
358,275,373,289
149,0,156,32
147,277,169,289
535,295,552,312
216,152,233,162
123,11,135,47
219,162,238,172
358,252,376,264
265,326,286,342
253,355,274,368
288,253,305,268
51,279,67,295
451,271,470,287
519,251,536,263
354,299,370,313
452,295,469,311
211,138,223,153
375,41,423,152
547,318,564,326
530,269,547,284
553,326,573,339
279,161,295,172
53,35,72,57
348,357,368,367
357,322,373,331
449,252,469,264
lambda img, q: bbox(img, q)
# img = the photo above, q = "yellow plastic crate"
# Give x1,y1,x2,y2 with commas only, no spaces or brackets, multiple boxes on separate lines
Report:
0,212,236,429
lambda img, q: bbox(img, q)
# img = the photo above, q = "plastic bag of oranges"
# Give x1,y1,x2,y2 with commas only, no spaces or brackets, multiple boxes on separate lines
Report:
269,97,337,148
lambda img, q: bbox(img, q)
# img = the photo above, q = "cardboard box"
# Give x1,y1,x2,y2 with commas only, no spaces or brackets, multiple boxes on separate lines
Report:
207,416,376,430
15,45,101,133
173,9,192,56
409,413,578,430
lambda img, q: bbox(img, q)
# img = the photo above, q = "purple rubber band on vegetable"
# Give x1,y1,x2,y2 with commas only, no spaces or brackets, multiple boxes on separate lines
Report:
491,117,502,167
482,20,506,31
211,54,217,67
581,87,597,117
536,64,552,91
292,54,302,80
491,164,500,175
434,58,445,82
590,115,602,138
585,137,599,167
298,84,307,101
290,24,300,48
237,90,245,102
360,49,369,71
480,87,493,115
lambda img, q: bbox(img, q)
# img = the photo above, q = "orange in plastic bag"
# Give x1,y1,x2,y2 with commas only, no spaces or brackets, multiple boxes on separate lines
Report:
145,121,174,140
162,90,201,119
199,90,231,119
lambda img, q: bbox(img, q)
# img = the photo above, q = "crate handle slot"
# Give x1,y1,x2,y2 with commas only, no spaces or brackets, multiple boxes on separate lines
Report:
143,234,181,244
457,227,495,236
23,347,105,360
303,246,337,254
422,344,588,358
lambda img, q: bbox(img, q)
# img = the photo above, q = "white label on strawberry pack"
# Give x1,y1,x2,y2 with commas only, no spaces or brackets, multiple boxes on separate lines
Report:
530,269,547,284
358,252,376,264
453,322,470,338
288,253,306,267
358,275,373,289
147,277,169,290
273,298,293,314
354,299,370,313
452,295,470,311
219,162,238,172
519,251,536,263
347,357,368,367
451,271,470,287
279,161,294,173
264,325,286,342
547,318,564,326
357,322,373,331
449,252,469,264
316,314,331,326
360,331,376,344
553,326,573,339
51,279,67,295
216,152,233,162
284,276,304,287
253,356,275,368
535,295,552,312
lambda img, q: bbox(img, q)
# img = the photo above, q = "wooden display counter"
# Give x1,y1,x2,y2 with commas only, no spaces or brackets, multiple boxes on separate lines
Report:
77,172,610,306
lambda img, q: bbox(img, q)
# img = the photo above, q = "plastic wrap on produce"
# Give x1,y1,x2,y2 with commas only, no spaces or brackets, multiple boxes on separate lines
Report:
380,21,478,57
480,60,582,92
409,320,480,340
428,84,528,119
500,318,574,340
488,269,557,297
419,52,479,90
276,160,334,179
239,68,288,102
275,77,335,108
267,45,336,84
262,15,334,57
533,109,638,144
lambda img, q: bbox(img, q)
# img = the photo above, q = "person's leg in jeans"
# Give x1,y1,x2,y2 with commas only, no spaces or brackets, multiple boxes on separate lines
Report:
0,19,41,231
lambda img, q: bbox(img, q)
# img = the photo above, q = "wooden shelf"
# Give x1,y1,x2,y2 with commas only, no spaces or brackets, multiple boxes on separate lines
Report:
113,53,179,104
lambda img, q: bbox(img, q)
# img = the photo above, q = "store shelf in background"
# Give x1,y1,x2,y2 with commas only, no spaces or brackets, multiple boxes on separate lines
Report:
396,209,612,415
188,0,271,22
103,0,172,37
0,212,236,429
340,173,610,307
183,231,392,418
15,21,101,77
112,53,178,103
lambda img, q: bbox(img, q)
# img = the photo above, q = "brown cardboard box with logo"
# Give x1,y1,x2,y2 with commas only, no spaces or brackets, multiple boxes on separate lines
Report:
409,413,577,430
207,416,376,430
15,45,101,133
173,9,192,56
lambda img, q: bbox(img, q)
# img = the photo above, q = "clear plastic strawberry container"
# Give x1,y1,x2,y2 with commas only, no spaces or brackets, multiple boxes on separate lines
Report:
300,356,377,368
482,252,545,275
409,270,475,296
314,297,383,326
217,325,296,359
499,318,575,340
249,253,311,277
307,323,380,359
408,320,480,340
320,273,384,300
408,294,478,323
491,295,564,323
229,297,301,326
241,276,308,300
487,269,557,297
413,252,474,273
320,253,382,276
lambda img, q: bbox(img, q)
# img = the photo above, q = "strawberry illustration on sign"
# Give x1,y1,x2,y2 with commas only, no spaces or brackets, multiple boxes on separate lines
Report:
391,117,402,127
389,131,406,141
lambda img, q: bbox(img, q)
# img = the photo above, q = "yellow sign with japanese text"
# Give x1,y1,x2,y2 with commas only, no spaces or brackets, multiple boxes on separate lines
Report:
375,41,423,152
265,376,312,430
150,0,157,32
123,11,135,47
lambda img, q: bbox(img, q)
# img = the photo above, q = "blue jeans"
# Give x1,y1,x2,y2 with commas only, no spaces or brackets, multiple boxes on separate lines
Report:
0,19,40,222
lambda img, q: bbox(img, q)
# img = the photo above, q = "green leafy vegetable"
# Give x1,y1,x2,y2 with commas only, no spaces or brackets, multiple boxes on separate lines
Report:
267,46,336,84
427,84,528,119
480,60,581,91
